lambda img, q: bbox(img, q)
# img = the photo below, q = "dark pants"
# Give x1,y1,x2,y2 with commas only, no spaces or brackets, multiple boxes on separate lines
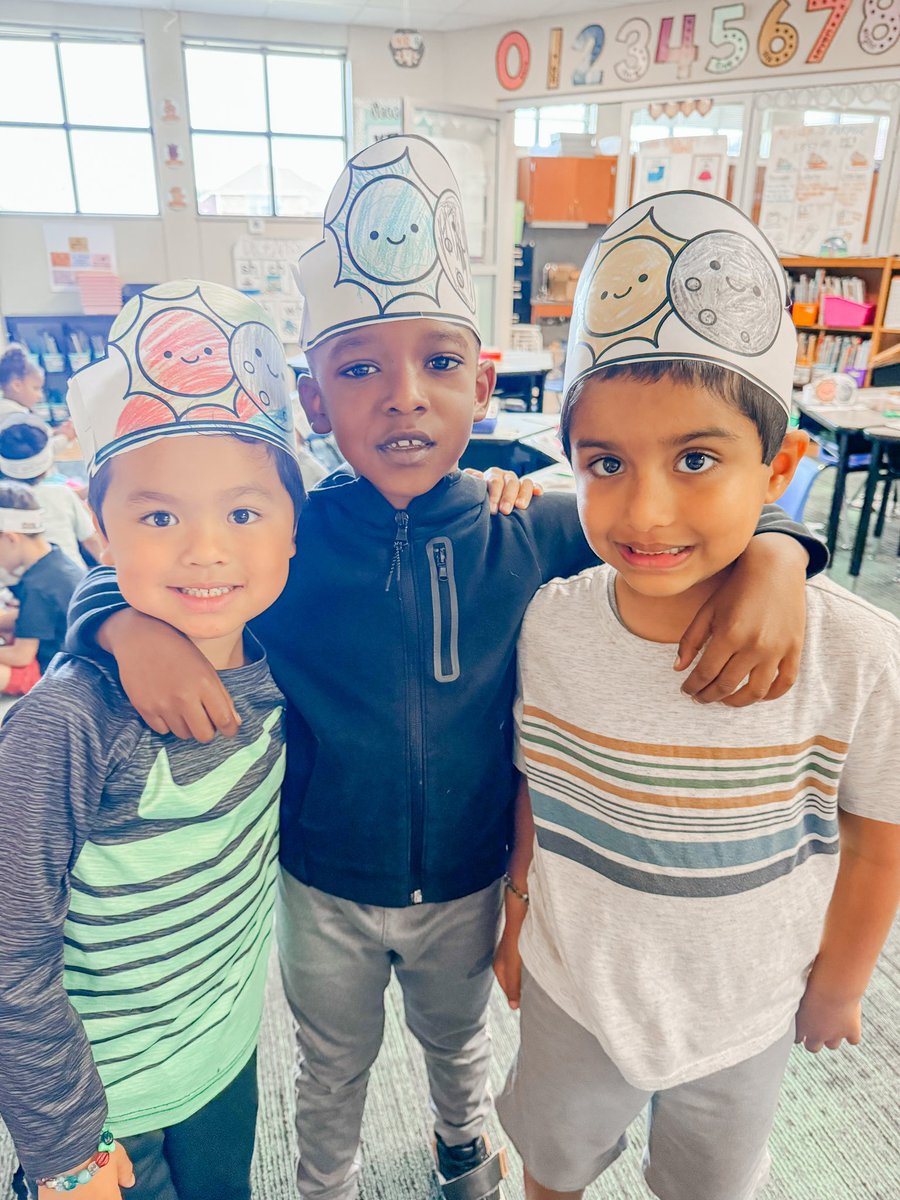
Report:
13,1052,258,1200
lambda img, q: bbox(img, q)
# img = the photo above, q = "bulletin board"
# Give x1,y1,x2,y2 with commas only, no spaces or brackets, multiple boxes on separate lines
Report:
232,236,312,345
757,123,877,255
634,135,728,202
44,224,117,293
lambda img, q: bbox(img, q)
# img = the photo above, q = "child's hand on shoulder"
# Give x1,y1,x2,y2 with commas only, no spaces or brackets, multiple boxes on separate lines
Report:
464,467,543,515
38,1141,134,1200
795,981,862,1052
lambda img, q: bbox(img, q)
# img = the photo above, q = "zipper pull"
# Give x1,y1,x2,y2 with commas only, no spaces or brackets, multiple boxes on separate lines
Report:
385,511,410,592
433,542,448,581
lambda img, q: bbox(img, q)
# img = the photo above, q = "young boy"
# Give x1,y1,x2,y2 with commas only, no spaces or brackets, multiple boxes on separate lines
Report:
0,281,304,1200
67,139,825,1200
0,481,82,696
493,190,900,1200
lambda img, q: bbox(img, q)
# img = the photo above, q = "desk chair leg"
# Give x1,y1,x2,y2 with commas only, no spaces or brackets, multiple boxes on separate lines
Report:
850,440,883,577
825,431,851,559
874,474,893,541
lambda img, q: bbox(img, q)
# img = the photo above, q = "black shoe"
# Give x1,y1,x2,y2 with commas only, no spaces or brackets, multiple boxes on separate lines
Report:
434,1134,506,1200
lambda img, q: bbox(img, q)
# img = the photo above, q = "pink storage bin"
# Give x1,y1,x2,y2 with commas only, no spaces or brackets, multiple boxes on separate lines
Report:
820,295,876,327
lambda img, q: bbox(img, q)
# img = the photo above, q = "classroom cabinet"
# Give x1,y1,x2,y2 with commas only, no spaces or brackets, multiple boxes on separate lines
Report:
517,156,617,225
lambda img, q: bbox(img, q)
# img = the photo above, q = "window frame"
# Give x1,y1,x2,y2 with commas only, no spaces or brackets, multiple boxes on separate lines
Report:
0,28,157,217
183,37,349,220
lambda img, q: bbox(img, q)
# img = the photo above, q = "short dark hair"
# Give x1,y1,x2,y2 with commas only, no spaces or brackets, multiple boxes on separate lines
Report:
0,344,38,389
0,480,42,538
559,360,788,465
88,437,306,534
0,419,50,485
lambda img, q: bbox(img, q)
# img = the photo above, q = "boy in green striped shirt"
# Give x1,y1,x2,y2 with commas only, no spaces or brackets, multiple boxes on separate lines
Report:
0,282,304,1200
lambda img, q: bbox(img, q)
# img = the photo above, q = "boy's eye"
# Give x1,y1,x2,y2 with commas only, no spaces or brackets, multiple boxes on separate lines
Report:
140,511,177,527
677,451,716,474
590,455,624,477
427,354,461,371
341,363,377,379
229,508,260,525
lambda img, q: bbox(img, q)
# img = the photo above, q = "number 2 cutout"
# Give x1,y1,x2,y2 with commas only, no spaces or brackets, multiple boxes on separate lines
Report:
806,0,851,63
656,15,699,80
573,24,605,85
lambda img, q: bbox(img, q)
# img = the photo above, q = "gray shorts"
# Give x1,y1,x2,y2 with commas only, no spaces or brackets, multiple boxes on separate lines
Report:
496,970,795,1200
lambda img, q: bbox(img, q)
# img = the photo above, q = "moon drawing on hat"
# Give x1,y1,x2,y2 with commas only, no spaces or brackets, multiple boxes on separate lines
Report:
230,321,292,431
435,190,476,313
573,210,686,366
327,146,446,312
669,231,781,356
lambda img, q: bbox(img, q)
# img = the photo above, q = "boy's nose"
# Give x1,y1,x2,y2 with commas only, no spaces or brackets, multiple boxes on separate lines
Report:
386,365,429,414
624,473,677,532
181,525,230,566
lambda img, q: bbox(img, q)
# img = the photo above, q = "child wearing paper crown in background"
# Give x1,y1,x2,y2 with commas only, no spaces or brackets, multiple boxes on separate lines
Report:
0,281,305,1200
493,191,900,1200
66,139,825,1200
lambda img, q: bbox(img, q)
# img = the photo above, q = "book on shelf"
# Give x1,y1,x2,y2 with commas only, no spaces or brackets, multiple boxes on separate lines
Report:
884,277,900,330
796,332,869,371
789,271,866,305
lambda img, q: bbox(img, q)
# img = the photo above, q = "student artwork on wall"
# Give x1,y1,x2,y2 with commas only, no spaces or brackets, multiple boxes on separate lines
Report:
353,99,403,153
233,236,312,345
44,224,117,293
758,123,877,254
634,136,728,201
493,0,900,96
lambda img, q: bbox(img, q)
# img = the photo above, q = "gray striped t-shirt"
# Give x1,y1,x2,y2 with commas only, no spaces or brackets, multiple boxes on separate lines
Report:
0,640,285,1179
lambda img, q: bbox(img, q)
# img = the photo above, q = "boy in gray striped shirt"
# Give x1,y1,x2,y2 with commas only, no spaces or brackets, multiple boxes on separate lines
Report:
0,282,304,1200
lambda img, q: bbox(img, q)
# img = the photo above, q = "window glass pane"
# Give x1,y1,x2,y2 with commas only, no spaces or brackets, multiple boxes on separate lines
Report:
514,110,537,148
60,42,149,128
70,130,157,214
185,47,266,132
272,137,346,217
0,39,63,123
193,132,272,215
268,55,343,136
0,127,74,211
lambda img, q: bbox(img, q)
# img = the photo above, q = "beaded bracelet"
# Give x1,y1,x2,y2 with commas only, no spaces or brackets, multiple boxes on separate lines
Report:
37,1130,115,1192
502,873,529,904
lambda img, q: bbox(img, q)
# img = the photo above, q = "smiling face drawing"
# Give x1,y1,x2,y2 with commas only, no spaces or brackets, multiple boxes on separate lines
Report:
669,232,781,356
136,309,234,396
230,322,291,430
583,237,674,338
345,175,438,284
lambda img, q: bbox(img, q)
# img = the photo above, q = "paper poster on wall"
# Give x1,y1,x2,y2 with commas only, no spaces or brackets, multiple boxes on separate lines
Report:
44,223,117,293
232,236,313,345
758,124,877,255
353,99,403,153
634,135,728,202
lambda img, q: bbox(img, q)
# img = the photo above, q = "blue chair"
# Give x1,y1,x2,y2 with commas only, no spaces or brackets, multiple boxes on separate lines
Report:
778,455,824,523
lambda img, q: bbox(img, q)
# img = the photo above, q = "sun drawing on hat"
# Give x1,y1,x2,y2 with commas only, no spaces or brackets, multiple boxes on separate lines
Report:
327,146,451,313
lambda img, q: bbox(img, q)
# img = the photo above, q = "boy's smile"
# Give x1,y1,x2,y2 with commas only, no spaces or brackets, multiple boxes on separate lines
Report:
301,319,495,511
99,435,297,668
569,374,806,641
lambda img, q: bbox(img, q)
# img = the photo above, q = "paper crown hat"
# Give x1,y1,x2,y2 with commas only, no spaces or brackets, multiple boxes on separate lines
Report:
563,190,796,416
296,134,479,351
67,280,296,476
0,412,54,481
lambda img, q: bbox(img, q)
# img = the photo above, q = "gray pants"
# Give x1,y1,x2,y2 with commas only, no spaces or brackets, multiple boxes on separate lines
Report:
276,871,504,1200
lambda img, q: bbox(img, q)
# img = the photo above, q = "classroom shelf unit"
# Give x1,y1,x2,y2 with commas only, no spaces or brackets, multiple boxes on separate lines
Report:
5,314,116,426
782,256,900,388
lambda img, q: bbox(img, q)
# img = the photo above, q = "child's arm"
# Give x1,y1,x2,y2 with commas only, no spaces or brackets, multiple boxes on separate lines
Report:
0,679,131,1189
796,812,900,1051
0,635,38,667
494,774,535,1011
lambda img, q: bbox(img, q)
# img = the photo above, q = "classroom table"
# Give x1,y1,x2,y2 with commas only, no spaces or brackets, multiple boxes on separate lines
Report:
848,424,900,576
490,350,553,413
795,389,900,558
461,412,558,475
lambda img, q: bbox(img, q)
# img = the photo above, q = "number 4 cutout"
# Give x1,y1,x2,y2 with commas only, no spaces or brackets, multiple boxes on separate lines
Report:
806,0,851,63
656,14,699,79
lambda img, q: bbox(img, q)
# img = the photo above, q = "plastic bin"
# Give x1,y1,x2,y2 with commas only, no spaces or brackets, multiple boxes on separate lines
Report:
791,301,818,327
820,295,875,327
845,367,868,387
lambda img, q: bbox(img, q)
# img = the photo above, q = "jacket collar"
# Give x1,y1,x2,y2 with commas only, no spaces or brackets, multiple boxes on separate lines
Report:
305,469,488,539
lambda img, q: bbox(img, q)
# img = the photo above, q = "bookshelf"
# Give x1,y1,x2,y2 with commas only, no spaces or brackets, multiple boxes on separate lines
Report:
781,256,900,388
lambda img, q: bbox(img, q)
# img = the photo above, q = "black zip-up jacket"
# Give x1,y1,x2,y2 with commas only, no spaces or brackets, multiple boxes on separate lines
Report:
67,470,826,908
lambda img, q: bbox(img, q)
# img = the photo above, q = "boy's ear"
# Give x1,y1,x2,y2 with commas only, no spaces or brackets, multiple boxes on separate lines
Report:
298,375,333,436
473,360,496,422
765,429,810,504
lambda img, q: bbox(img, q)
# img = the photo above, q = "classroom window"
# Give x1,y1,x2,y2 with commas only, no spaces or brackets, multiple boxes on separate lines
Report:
514,104,593,150
0,34,156,215
184,43,347,218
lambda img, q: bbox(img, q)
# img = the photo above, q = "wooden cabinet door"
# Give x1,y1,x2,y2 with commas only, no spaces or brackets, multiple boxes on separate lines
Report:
518,157,578,222
573,157,617,224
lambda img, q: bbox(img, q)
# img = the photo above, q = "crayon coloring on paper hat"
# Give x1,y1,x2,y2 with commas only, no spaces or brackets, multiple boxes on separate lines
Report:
563,191,796,417
296,134,479,351
67,280,296,476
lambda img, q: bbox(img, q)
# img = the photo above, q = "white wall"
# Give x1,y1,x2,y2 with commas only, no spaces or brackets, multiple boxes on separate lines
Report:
0,1,450,317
